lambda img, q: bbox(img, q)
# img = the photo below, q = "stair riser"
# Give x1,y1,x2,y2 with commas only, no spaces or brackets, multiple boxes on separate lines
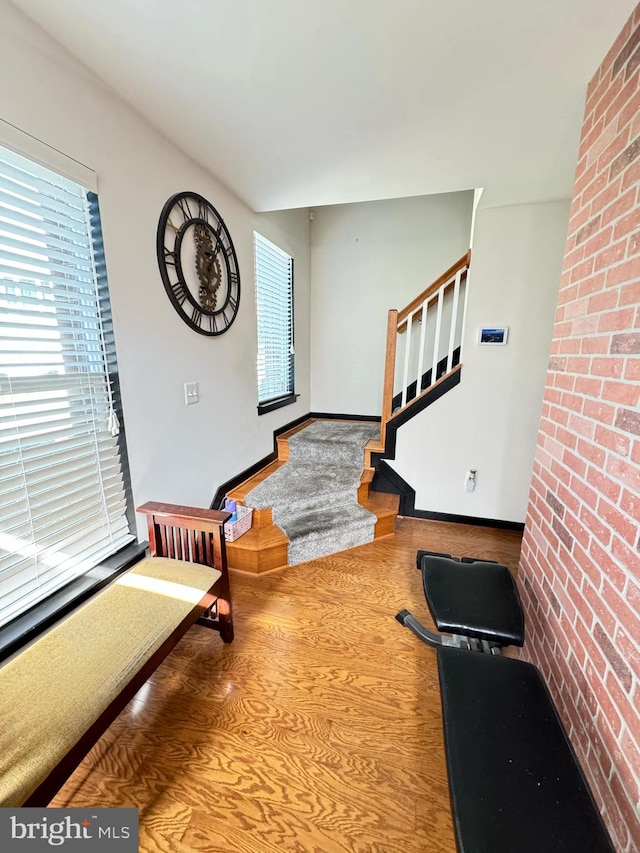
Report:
358,481,370,502
251,506,272,529
374,514,396,538
227,509,394,573
288,524,376,566
226,540,288,573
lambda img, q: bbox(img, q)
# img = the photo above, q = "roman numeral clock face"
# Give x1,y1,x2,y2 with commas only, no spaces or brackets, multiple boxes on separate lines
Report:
156,191,240,336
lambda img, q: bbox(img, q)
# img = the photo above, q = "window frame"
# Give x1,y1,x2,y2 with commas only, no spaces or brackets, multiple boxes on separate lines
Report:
0,134,143,662
254,232,297,416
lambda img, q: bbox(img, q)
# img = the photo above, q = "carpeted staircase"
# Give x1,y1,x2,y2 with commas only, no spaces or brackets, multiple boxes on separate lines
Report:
244,421,379,565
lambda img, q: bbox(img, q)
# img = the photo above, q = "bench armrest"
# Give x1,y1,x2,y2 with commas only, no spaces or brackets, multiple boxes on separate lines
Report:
136,501,234,644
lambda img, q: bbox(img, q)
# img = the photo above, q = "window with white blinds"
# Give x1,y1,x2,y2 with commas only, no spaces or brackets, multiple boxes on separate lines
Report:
0,144,133,629
255,233,295,406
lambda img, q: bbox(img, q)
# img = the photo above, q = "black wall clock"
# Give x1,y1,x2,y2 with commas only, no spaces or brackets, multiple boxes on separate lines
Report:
156,191,240,336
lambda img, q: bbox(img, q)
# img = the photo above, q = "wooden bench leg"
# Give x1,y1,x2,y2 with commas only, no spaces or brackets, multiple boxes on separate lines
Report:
197,578,234,642
217,569,234,643
214,519,233,643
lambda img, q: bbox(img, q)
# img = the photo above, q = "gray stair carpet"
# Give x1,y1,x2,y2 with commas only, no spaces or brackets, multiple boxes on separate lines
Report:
245,421,380,565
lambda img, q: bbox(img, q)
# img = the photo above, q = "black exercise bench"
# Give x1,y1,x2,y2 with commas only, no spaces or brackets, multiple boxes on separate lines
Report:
397,550,615,853
397,550,525,652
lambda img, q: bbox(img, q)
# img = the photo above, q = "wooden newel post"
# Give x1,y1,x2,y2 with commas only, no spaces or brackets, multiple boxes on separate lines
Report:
380,308,398,448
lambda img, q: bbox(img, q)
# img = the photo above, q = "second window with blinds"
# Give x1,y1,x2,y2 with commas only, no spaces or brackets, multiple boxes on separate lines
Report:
254,233,295,414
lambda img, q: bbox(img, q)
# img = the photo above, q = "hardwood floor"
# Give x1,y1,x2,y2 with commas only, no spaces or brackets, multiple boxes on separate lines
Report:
51,518,522,852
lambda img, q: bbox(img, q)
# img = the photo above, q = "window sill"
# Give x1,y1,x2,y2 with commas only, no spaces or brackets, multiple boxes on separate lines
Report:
257,393,299,416
0,541,148,665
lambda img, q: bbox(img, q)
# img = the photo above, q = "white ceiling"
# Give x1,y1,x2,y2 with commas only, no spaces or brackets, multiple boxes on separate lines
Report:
10,0,636,211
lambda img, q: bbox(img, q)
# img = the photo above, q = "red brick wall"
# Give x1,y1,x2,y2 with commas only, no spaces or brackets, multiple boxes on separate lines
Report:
519,6,640,851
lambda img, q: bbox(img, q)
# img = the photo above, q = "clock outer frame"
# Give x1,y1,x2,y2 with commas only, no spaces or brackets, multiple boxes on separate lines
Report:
156,190,241,336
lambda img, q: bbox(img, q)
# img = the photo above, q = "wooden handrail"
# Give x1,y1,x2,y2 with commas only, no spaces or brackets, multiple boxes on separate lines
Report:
378,249,471,446
397,250,471,326
397,276,463,335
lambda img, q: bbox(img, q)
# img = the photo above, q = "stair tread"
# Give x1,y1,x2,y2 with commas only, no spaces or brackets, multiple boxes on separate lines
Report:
227,459,285,503
286,422,379,466
246,462,364,513
280,502,374,536
363,491,400,515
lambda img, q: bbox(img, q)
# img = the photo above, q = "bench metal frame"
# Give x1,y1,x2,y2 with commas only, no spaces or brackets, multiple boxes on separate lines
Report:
395,549,506,654
395,608,501,653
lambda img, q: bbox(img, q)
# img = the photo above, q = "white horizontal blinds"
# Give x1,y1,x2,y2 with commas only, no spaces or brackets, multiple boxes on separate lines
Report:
255,232,294,404
0,145,132,628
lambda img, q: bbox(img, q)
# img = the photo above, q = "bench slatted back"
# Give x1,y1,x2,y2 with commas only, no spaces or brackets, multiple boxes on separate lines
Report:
139,502,227,566
136,502,234,643
158,523,211,565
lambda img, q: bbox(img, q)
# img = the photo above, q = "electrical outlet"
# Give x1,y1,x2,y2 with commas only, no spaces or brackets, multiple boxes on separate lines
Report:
184,381,199,406
465,469,477,492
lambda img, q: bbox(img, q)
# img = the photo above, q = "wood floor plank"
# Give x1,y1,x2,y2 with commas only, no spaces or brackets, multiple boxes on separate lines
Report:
137,802,193,853
52,517,522,853
184,792,455,853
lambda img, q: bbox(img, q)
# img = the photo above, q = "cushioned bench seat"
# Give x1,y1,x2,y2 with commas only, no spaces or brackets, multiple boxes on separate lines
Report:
0,556,221,808
438,647,615,853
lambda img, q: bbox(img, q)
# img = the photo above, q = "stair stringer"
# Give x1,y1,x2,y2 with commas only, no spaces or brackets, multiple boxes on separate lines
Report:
370,367,462,515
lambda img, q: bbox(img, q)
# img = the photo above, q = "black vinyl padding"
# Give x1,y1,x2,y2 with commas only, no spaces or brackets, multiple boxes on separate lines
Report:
422,555,525,646
438,648,615,853
460,556,498,564
416,548,452,568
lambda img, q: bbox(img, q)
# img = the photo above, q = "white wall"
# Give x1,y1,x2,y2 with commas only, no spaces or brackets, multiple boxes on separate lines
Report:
309,192,474,414
390,199,570,522
0,2,570,532
0,3,311,538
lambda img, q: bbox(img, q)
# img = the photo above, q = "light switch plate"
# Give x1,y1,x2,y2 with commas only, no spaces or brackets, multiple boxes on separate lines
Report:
184,381,199,405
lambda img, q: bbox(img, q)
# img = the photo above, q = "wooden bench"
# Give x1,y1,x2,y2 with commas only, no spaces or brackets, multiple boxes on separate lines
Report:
397,551,615,853
0,501,233,808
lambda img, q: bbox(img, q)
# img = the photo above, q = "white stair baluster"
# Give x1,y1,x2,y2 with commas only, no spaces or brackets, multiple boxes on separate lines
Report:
459,265,470,361
432,286,444,383
416,300,428,398
446,270,462,373
401,310,413,408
